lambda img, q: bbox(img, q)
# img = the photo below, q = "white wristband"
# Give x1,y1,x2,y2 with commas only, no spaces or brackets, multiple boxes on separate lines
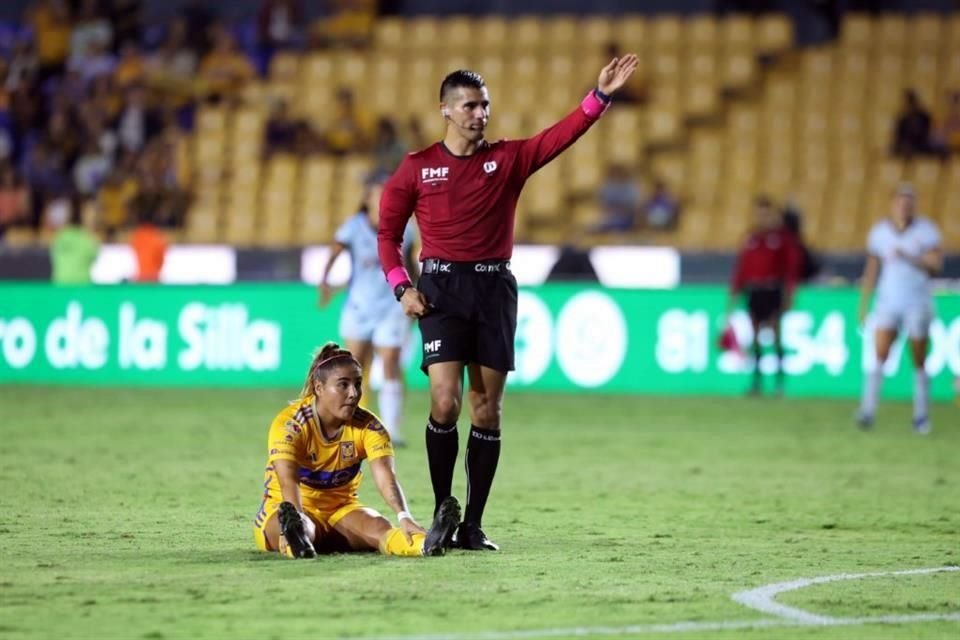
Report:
397,510,412,523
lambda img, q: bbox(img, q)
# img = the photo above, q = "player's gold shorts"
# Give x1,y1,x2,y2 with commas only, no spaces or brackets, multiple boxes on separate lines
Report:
253,491,365,551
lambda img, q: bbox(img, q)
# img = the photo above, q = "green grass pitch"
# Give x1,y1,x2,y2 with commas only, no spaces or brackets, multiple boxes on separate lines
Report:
0,386,957,639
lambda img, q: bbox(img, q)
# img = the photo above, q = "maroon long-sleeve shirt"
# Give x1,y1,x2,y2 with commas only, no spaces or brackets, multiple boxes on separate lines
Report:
731,227,802,294
378,95,607,283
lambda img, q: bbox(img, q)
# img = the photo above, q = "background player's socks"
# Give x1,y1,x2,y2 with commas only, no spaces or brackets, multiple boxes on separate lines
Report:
750,341,763,395
464,426,501,527
426,416,458,515
379,379,404,442
860,367,882,421
379,528,426,557
913,370,930,432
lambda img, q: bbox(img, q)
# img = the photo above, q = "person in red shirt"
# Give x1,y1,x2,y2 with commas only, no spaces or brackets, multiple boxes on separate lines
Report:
129,211,168,282
378,56,639,551
728,195,801,396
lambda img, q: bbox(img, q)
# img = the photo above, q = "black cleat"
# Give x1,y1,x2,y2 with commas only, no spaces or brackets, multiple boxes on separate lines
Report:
856,411,874,431
457,521,499,551
423,496,461,556
277,501,316,559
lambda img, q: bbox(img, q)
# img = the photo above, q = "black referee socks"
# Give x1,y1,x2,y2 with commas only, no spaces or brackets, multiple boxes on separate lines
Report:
464,426,501,527
426,416,459,516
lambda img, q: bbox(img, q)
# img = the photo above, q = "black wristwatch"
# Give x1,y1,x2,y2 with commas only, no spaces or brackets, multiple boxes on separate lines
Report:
394,283,410,301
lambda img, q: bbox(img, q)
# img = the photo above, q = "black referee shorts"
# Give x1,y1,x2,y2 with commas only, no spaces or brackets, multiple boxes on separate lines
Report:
416,259,518,374
746,285,784,324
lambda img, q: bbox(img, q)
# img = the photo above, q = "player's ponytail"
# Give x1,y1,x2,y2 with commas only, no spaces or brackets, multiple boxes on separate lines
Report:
300,342,361,397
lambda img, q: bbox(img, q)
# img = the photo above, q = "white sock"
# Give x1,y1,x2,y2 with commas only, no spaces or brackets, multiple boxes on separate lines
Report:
379,379,404,440
861,368,883,417
914,369,929,421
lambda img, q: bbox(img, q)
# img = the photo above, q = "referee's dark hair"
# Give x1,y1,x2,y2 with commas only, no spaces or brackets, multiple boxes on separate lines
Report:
440,70,485,102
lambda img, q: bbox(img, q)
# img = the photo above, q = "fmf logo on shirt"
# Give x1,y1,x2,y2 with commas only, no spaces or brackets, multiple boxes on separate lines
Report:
421,167,449,182
483,161,498,174
424,339,442,353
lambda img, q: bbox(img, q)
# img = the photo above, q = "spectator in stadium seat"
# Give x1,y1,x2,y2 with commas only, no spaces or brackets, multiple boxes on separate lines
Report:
180,0,217,57
6,40,39,93
25,141,71,228
589,163,643,233
116,84,164,155
97,162,138,237
645,180,679,230
50,197,99,284
891,89,936,159
781,200,820,282
252,341,460,559
198,30,256,103
69,0,113,66
73,138,112,196
112,41,147,91
0,164,30,241
145,19,198,107
728,195,802,397
257,0,305,62
129,210,167,282
264,98,299,156
110,0,144,54
372,117,407,174
25,0,71,84
68,39,117,88
324,87,373,154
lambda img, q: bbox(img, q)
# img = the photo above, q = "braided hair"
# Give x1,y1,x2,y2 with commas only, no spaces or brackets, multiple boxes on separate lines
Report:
300,342,361,398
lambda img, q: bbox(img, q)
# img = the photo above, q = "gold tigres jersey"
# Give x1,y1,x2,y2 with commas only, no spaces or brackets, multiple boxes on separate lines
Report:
260,395,394,504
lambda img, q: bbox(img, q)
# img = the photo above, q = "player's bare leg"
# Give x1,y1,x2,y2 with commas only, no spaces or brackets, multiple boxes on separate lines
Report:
333,502,460,556
459,363,507,551
771,315,785,397
377,345,406,445
748,316,763,396
425,361,466,518
347,339,374,408
858,327,898,429
908,337,931,434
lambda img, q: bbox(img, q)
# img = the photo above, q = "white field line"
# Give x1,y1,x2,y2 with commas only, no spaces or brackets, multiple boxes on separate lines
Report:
731,565,960,623
364,566,960,640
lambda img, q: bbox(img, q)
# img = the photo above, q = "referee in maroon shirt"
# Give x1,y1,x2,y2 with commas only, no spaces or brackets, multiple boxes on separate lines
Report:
378,56,638,551
728,196,802,397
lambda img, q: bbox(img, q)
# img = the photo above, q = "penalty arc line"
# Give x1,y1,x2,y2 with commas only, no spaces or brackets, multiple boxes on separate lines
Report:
366,565,960,640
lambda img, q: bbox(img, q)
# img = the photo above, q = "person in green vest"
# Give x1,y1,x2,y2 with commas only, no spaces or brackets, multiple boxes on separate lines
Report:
50,198,100,284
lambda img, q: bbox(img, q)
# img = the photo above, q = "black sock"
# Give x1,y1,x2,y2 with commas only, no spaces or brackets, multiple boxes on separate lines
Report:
464,426,501,527
752,340,763,388
425,416,458,516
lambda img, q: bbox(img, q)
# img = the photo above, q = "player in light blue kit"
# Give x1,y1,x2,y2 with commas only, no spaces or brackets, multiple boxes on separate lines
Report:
857,184,943,434
320,172,418,444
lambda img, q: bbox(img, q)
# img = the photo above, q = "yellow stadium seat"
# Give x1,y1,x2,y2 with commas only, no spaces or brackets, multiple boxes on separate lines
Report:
908,159,941,206
687,15,718,52
407,17,440,51
440,16,473,49
2,227,36,247
864,160,906,218
722,50,756,88
266,154,299,188
564,134,603,193
876,15,907,51
757,14,793,55
373,17,405,51
269,52,300,81
939,162,960,248
722,15,754,52
841,14,872,50
614,15,648,52
185,207,219,244
906,52,939,103
336,52,370,90
646,105,680,146
651,15,683,52
302,52,335,83
686,80,719,118
580,16,614,54
910,13,942,53
544,15,578,51
476,16,509,52
509,16,544,54
223,208,257,246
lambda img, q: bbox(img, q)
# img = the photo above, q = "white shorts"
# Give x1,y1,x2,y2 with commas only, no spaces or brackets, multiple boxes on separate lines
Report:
339,298,410,348
872,301,934,340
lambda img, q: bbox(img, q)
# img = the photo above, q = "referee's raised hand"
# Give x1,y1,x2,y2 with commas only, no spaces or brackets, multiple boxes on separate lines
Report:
597,53,639,96
399,287,430,318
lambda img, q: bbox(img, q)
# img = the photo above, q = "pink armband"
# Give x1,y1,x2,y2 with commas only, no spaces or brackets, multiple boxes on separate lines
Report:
386,266,412,289
580,90,610,119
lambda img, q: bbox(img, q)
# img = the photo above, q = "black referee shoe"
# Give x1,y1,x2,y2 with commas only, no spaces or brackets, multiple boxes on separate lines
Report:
423,496,461,556
277,501,316,559
457,521,499,551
